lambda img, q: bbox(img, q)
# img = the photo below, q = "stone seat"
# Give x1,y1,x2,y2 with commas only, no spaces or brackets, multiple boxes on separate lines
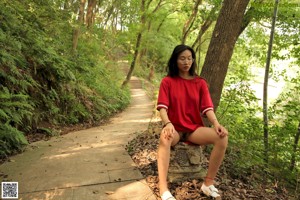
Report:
168,142,206,183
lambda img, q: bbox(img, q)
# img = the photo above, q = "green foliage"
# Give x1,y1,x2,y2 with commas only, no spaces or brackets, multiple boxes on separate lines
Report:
218,9,300,189
117,0,300,193
0,0,298,194
0,124,28,158
0,88,32,158
0,87,34,125
36,127,57,137
268,72,300,184
218,73,264,179
0,0,130,157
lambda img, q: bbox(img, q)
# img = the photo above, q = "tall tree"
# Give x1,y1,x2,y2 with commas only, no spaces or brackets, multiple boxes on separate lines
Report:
191,10,215,50
72,0,86,51
86,0,97,29
122,0,148,87
263,0,279,164
200,0,250,110
290,122,300,171
122,0,165,87
181,0,202,44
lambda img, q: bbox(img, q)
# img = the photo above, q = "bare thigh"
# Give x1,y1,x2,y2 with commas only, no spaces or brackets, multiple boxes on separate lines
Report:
187,127,224,145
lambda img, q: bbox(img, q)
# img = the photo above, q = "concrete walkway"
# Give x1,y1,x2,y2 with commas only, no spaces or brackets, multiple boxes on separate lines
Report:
0,77,157,200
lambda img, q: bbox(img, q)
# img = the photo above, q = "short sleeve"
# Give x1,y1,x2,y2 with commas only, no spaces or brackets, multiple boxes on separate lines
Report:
200,79,214,116
156,78,169,111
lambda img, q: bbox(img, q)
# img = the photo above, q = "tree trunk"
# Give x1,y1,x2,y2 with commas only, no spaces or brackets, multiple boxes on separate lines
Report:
143,0,163,76
238,0,265,35
64,0,70,9
148,65,155,81
122,0,147,87
191,19,213,49
157,17,166,32
196,36,201,74
122,0,164,87
181,0,202,44
72,0,86,51
122,32,142,87
263,0,279,164
290,122,300,171
200,0,250,110
103,0,116,28
86,0,97,29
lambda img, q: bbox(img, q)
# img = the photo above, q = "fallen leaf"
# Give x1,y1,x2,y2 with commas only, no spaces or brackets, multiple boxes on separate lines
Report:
105,191,114,195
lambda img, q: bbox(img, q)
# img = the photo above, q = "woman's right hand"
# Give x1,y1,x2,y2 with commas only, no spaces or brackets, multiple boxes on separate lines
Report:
162,123,175,140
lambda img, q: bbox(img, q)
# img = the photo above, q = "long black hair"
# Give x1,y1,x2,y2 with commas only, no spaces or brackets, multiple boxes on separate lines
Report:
167,44,197,77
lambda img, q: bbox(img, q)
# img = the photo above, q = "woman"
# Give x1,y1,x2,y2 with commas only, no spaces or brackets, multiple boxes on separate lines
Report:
157,44,228,200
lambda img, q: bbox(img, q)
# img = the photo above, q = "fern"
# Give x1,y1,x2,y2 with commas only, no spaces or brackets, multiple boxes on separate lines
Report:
0,0,131,158
0,124,28,158
0,87,34,124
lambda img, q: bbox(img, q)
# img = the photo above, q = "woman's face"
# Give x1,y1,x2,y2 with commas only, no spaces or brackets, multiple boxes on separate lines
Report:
176,50,194,74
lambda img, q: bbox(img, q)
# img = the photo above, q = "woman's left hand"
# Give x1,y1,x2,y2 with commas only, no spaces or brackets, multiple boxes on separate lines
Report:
214,123,228,138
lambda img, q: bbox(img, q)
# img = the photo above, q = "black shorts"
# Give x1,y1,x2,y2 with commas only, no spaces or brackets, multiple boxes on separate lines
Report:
178,132,192,142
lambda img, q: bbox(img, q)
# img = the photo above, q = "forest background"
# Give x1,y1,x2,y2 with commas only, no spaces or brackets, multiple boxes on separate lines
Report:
0,0,299,198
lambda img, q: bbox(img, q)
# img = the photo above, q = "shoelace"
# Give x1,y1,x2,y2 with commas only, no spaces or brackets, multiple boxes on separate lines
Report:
207,185,220,197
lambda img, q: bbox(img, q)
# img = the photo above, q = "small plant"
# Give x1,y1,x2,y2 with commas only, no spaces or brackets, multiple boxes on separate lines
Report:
0,124,28,158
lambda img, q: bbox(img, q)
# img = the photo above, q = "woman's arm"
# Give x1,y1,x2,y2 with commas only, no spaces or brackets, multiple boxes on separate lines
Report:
159,108,171,126
205,110,220,127
205,110,228,137
159,108,175,140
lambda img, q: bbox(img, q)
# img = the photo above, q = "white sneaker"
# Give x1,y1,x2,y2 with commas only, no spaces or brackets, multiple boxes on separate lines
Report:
161,191,176,200
201,184,221,199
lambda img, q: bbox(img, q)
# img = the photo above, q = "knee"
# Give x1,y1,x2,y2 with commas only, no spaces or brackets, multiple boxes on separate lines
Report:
216,135,228,150
158,132,172,148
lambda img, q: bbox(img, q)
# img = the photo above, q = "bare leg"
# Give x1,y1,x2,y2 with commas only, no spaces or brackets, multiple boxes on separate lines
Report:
157,130,180,195
187,127,228,186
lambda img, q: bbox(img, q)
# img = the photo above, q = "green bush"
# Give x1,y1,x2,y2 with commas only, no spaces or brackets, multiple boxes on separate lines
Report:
0,0,131,158
0,124,28,158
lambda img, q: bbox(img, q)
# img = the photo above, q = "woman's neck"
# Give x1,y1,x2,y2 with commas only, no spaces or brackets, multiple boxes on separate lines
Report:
179,73,194,80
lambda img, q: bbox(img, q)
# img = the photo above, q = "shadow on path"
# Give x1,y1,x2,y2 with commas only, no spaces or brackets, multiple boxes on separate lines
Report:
0,77,157,200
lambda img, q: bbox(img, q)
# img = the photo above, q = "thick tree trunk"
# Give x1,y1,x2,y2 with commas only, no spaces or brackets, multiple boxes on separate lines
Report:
72,0,86,51
200,0,250,110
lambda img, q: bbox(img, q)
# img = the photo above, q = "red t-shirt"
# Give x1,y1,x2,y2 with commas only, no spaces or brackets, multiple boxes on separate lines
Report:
157,76,214,132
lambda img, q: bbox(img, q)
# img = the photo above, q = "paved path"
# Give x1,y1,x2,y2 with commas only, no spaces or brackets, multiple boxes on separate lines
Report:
0,77,157,200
